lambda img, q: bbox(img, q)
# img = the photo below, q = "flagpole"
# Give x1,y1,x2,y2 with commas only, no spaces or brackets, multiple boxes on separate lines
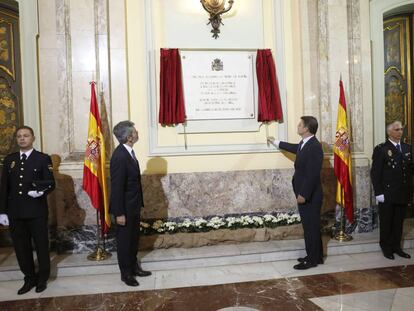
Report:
86,81,111,261
334,184,353,242
87,211,112,261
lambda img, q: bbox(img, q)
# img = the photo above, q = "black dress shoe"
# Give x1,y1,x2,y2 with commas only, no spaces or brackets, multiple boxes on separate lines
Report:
133,267,152,277
121,275,139,287
394,250,411,259
383,253,395,260
298,257,324,264
293,261,317,270
17,281,36,295
35,282,47,293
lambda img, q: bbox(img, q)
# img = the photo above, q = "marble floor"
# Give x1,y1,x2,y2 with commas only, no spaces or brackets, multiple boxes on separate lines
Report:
0,223,414,310
0,254,413,310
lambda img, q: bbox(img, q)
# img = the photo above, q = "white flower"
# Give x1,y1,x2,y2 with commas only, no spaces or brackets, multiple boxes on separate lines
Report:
140,222,150,228
195,218,207,227
179,218,193,228
207,216,225,229
252,216,263,225
152,220,164,230
264,215,277,224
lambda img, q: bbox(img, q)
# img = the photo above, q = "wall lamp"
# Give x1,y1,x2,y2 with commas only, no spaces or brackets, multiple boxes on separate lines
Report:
200,0,234,39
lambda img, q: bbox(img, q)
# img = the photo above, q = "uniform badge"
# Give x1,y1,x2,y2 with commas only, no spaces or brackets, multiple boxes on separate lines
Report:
388,150,393,156
10,161,15,168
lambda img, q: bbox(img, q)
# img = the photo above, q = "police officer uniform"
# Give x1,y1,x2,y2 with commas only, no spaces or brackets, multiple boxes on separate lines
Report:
370,140,413,257
0,149,55,287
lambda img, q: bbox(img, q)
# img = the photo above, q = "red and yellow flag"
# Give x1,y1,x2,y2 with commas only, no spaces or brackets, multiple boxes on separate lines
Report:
82,82,110,234
334,80,353,223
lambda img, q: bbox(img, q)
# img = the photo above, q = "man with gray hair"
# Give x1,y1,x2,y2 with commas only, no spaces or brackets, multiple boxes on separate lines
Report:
110,121,151,286
371,120,412,260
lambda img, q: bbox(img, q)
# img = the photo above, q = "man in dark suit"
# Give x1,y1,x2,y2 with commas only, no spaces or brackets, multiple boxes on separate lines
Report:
371,120,412,260
268,116,324,270
110,121,151,287
0,126,55,294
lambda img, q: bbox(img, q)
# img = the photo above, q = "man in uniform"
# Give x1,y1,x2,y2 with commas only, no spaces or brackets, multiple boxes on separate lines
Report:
0,126,55,294
110,121,151,286
268,116,324,270
371,120,412,260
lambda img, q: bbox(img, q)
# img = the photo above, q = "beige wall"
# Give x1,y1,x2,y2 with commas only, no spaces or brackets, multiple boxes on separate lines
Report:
27,0,374,176
127,0,305,174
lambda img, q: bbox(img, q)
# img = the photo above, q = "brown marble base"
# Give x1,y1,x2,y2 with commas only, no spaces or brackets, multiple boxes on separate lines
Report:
140,225,304,249
2,265,414,310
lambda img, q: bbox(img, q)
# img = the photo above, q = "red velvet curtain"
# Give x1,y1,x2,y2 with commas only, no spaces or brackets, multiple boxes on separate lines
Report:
256,49,283,122
159,48,186,125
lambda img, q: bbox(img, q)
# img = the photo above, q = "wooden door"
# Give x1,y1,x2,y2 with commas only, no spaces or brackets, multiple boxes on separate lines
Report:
383,15,412,143
0,0,22,158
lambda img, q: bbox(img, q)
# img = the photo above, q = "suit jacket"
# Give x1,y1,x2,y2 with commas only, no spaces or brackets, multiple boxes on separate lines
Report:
0,150,55,219
371,140,413,204
109,144,144,217
279,136,324,203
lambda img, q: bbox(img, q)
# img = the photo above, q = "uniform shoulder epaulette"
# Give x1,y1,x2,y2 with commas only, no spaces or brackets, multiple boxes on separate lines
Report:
36,151,51,158
4,152,19,160
375,143,385,149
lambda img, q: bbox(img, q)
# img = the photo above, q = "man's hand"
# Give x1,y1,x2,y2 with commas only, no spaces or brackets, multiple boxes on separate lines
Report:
267,136,280,148
297,195,306,204
376,194,385,203
0,214,9,226
28,191,44,198
116,215,126,226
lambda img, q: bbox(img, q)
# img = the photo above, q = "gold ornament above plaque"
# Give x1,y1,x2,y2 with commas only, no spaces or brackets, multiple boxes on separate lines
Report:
200,0,234,39
0,18,15,80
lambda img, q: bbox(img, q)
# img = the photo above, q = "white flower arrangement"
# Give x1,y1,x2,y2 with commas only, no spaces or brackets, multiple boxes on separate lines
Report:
139,213,301,235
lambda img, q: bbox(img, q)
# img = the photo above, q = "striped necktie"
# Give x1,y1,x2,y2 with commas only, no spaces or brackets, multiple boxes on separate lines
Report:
396,144,402,153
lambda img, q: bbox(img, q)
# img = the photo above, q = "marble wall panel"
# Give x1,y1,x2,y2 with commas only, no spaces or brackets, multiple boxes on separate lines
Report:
317,0,332,150
0,164,373,252
303,0,366,154
347,0,364,152
45,166,371,224
37,0,126,159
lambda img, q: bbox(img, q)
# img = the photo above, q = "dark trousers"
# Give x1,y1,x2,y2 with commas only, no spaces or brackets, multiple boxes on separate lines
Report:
9,217,50,283
116,210,139,277
379,202,406,254
298,200,323,264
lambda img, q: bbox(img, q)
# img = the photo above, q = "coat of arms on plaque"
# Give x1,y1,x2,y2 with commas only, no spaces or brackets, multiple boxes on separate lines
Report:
211,58,223,71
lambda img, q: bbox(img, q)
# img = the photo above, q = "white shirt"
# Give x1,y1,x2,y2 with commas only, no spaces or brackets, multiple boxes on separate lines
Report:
123,144,135,159
20,149,34,159
300,135,314,150
388,139,401,148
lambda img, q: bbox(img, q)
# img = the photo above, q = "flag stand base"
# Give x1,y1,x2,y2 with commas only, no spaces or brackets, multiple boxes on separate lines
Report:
87,246,112,261
334,230,353,242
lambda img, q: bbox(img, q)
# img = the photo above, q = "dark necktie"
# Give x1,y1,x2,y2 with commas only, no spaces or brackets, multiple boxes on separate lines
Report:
21,153,27,162
396,144,402,153
131,150,138,164
297,140,303,153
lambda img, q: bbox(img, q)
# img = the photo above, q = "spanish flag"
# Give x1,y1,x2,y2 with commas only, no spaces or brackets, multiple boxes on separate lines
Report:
82,82,110,234
334,80,354,223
